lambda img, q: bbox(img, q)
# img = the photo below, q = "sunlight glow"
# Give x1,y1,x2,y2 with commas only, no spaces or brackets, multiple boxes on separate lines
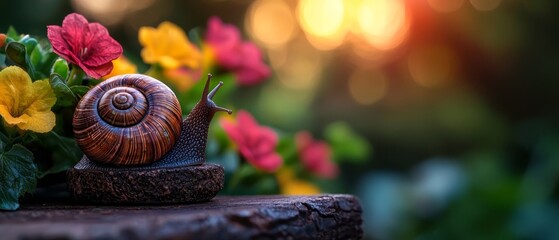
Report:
271,41,324,90
356,0,409,50
246,0,296,49
297,0,345,38
72,0,155,25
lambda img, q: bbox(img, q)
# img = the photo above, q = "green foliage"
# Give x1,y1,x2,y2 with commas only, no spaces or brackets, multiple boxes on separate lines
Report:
0,135,36,211
36,132,81,177
6,26,19,39
0,26,84,210
225,163,279,195
5,42,28,69
324,121,371,163
51,58,68,79
49,73,77,107
3,32,57,80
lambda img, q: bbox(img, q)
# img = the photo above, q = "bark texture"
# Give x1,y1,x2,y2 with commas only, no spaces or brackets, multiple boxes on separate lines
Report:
67,162,224,204
0,195,363,240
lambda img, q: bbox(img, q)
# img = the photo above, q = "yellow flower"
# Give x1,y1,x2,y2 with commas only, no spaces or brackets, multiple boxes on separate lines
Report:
162,67,198,92
102,55,138,80
277,168,321,195
200,43,216,73
0,66,56,133
139,21,202,69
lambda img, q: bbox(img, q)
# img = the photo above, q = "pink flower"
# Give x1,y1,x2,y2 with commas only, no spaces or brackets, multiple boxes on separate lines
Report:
296,131,339,179
205,16,270,85
47,13,123,78
220,110,282,172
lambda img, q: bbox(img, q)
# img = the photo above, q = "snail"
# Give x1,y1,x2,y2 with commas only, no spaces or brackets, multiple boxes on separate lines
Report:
72,73,231,168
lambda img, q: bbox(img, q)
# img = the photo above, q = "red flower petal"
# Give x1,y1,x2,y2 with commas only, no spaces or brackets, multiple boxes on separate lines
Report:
221,110,283,172
296,131,339,179
79,61,114,79
204,17,270,85
47,25,76,64
47,13,122,78
81,23,122,67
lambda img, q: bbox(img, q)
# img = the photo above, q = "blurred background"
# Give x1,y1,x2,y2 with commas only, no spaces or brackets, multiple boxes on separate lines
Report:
2,0,559,239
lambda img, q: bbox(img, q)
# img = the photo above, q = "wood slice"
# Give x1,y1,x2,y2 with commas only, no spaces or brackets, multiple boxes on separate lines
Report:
67,157,224,204
0,195,363,240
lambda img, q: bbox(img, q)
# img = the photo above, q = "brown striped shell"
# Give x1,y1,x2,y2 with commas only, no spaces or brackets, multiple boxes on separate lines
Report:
73,74,183,166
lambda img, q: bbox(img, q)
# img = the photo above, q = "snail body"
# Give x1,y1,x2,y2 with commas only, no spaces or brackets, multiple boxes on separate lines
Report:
73,73,231,168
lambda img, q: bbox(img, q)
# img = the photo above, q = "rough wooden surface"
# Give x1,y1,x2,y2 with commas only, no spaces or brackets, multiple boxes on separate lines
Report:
0,195,363,240
67,162,224,204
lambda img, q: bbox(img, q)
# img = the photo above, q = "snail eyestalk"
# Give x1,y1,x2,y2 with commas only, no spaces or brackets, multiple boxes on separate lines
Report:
208,81,223,99
154,72,232,167
205,75,232,114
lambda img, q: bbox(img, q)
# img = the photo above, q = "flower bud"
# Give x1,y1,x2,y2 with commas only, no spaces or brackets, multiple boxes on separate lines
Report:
0,34,7,48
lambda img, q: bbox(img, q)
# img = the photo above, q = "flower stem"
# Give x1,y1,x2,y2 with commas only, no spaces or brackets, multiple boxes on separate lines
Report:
67,66,84,86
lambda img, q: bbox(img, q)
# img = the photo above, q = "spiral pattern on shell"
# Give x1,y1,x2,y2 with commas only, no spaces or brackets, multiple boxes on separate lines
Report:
73,74,183,166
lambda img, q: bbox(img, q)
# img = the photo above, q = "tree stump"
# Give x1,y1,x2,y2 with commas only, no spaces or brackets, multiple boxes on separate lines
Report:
67,159,224,204
0,195,363,240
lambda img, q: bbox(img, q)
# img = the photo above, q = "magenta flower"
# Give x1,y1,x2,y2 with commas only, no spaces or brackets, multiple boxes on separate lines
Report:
220,110,282,172
205,16,270,85
296,131,339,179
47,13,123,78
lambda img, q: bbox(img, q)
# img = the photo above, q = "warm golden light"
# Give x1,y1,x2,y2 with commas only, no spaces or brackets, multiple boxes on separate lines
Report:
348,69,387,105
428,0,465,13
304,32,345,51
72,0,155,25
246,0,296,49
271,40,323,90
297,0,346,50
408,45,459,87
356,0,409,50
469,0,502,11
298,0,345,37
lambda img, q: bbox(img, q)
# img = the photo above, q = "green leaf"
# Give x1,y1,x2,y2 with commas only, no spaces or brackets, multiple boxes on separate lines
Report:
276,135,298,166
49,73,76,107
70,85,90,99
0,132,7,151
0,54,5,67
20,36,38,53
324,121,372,163
0,144,36,211
36,131,81,177
29,43,43,67
6,26,19,39
5,41,27,67
38,52,59,75
51,58,69,80
188,27,204,48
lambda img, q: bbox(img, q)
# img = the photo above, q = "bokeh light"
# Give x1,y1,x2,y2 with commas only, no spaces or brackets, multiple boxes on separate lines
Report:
469,0,502,11
297,0,347,50
427,0,465,13
408,44,459,87
71,0,155,25
356,0,409,50
269,39,324,90
348,69,388,105
246,0,297,49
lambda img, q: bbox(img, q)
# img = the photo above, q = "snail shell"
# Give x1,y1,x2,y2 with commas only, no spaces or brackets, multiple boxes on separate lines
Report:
73,74,183,166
